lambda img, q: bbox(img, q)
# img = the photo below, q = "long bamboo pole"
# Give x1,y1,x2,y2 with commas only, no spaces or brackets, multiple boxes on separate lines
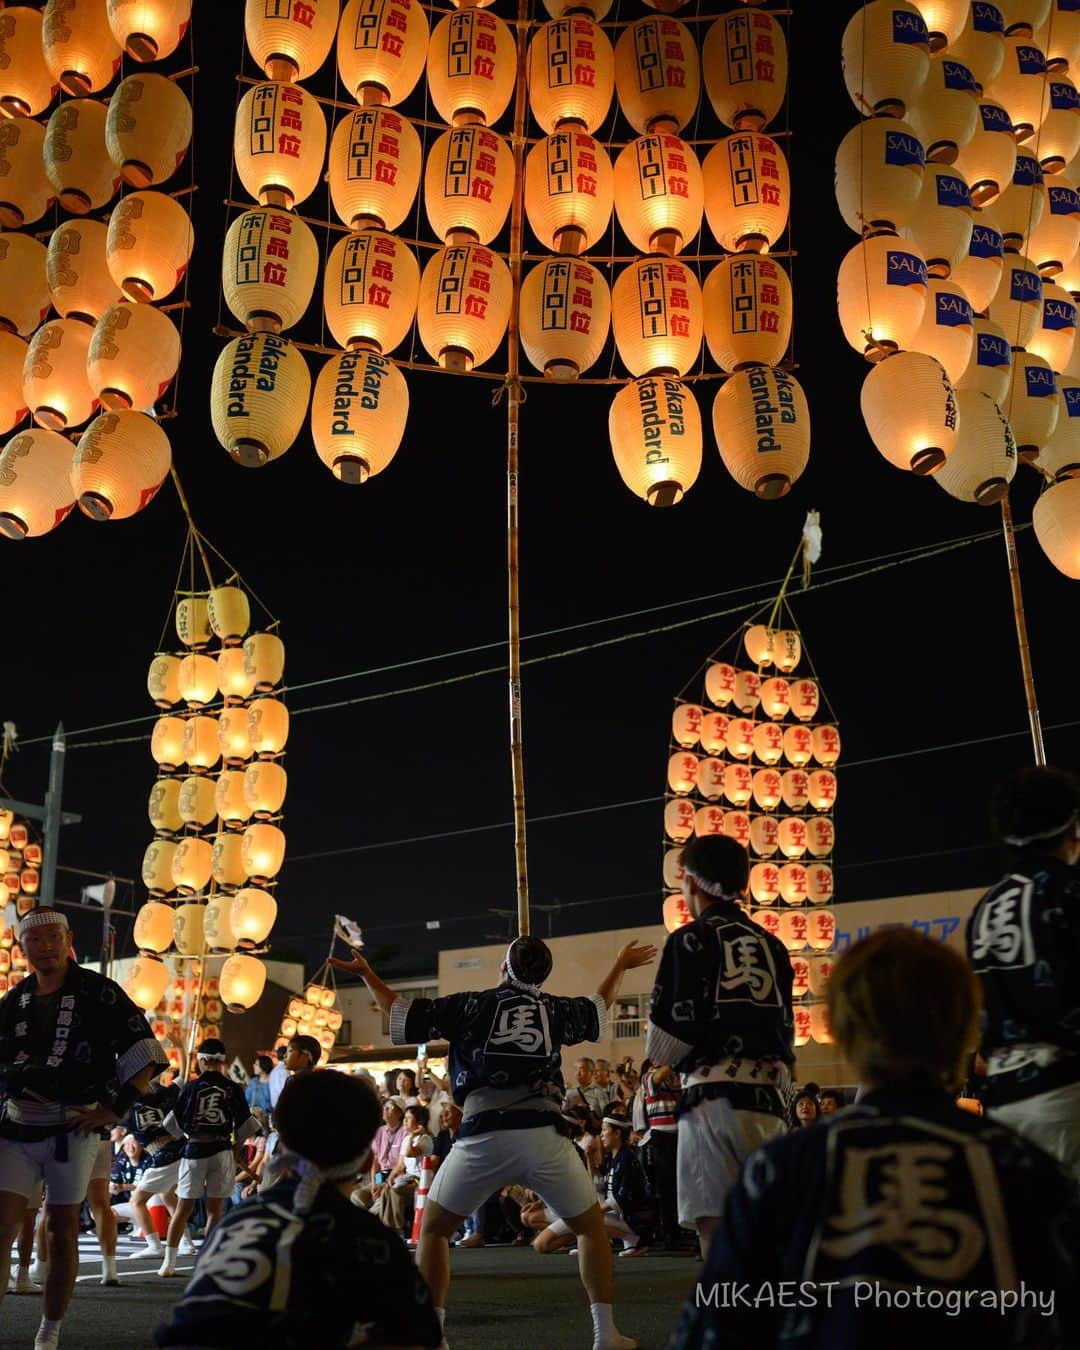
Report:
508,0,530,936
999,494,1047,766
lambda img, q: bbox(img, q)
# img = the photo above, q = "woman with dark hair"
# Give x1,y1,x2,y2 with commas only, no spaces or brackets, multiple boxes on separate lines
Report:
792,1090,819,1128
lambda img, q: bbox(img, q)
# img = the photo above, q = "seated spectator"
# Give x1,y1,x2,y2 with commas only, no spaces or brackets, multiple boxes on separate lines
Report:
373,1104,432,1236
155,1070,442,1349
432,1102,462,1167
351,1096,406,1210
564,1057,607,1116
792,1089,819,1128
819,1088,844,1116
396,1068,420,1107
110,1135,143,1224
670,929,1080,1349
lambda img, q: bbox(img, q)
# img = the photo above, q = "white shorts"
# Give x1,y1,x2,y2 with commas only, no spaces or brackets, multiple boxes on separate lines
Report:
676,1097,786,1228
178,1150,235,1200
137,1158,181,1195
991,1080,1080,1183
0,1131,101,1207
428,1125,596,1223
91,1139,112,1182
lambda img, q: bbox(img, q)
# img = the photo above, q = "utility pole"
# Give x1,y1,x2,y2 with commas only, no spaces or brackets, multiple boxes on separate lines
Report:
0,723,82,907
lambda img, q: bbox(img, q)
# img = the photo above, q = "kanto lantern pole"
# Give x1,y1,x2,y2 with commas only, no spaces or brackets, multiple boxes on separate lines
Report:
507,0,530,936
1000,495,1046,767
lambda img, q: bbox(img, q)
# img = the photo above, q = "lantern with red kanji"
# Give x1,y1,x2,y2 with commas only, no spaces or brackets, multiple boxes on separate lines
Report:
778,817,808,860
528,16,614,134
223,208,319,335
699,712,729,755
807,770,838,811
615,16,700,135
671,703,703,748
524,131,613,255
725,717,754,760
759,677,790,720
613,134,703,257
666,752,698,795
807,864,835,906
779,908,809,951
662,847,685,890
336,0,429,108
694,757,725,802
752,721,784,764
749,814,779,856
703,133,790,254
704,662,736,706
425,125,514,245
723,762,753,807
806,816,835,858
664,797,695,841
703,255,792,374
234,81,327,210
417,244,512,371
783,725,813,767
723,811,751,848
519,258,610,381
703,9,787,131
752,906,782,938
694,805,725,838
790,955,810,1000
612,257,703,377
782,769,809,811
328,108,421,233
662,893,692,932
807,909,836,951
752,768,783,811
426,9,515,128
323,230,419,355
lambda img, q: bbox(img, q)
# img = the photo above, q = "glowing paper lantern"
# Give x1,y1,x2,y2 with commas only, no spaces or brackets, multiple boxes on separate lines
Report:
247,698,289,756
726,717,755,760
703,133,789,254
71,409,171,522
724,763,753,807
47,221,123,327
244,760,287,819
662,847,685,891
807,770,838,811
667,752,699,795
234,82,327,209
244,0,338,82
528,16,613,134
907,55,980,163
702,256,791,376
219,706,254,764
523,130,613,257
861,351,958,474
1029,181,1080,276
147,653,181,708
908,278,974,383
1035,2,1080,71
808,909,836,951
789,679,820,722
837,234,929,359
807,865,835,906
417,244,512,371
106,73,191,187
1037,377,1080,478
733,670,760,714
133,901,174,954
912,0,971,49
0,6,58,117
778,908,809,952
984,152,1045,247
1028,281,1078,370
752,768,783,811
171,838,212,895
672,703,703,747
904,165,974,277
231,887,277,947
952,216,1006,311
125,956,169,1011
987,253,1043,348
750,866,780,906
87,304,180,411
782,769,810,811
662,893,692,932
703,9,787,131
608,376,701,507
713,366,810,499
749,815,779,857
1033,474,1080,574
520,258,609,383
615,16,700,134
106,190,194,303
699,712,730,754
22,320,96,433
212,832,246,890
773,629,801,674
336,0,428,108
986,34,1048,138
0,114,54,229
176,595,209,648
177,659,218,717
664,797,695,841
426,10,515,127
778,863,809,905
150,716,185,771
211,333,312,467
955,102,1017,206
243,634,285,692
806,816,836,859
106,0,191,63
0,428,75,541
783,724,813,768
937,389,1018,500
612,258,702,377
759,678,790,720
242,823,286,881
1003,350,1059,461
323,230,419,357
148,776,182,832
328,108,421,232
705,663,736,707
812,725,842,767
220,953,267,1012
950,2,1006,89
426,126,513,244
207,586,250,646
0,234,50,337
215,770,252,827
834,116,926,236
43,99,118,214
842,0,930,118
753,722,785,765
743,625,774,666
778,817,808,860
183,715,221,773
613,135,702,257
808,953,834,995
223,207,319,335
217,650,255,703
311,350,407,485
957,316,1012,405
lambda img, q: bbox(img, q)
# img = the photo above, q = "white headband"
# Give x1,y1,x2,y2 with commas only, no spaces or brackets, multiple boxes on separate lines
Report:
1003,811,1080,847
501,944,543,995
284,1147,371,1215
683,868,742,902
17,908,70,939
602,1116,630,1131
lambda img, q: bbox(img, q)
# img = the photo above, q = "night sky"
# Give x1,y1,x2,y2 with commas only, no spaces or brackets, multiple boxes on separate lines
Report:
3,2,1077,979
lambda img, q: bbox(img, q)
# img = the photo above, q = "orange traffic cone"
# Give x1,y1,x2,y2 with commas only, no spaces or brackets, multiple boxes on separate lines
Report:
409,1154,436,1247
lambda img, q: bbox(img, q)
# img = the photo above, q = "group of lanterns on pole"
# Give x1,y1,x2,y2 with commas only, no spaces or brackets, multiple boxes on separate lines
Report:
838,0,1080,577
0,810,41,996
126,573,286,1038
276,954,344,1065
663,619,839,1046
207,0,810,505
0,0,196,541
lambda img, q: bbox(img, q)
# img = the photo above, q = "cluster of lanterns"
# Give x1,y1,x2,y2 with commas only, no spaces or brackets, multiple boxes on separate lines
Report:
125,579,285,1018
275,976,343,1063
0,0,195,541
0,810,39,995
663,620,839,1045
144,962,223,1077
207,0,809,504
838,0,1080,578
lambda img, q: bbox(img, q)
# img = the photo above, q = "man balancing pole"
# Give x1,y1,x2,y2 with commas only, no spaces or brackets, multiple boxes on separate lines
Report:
331,933,656,1350
0,906,168,1349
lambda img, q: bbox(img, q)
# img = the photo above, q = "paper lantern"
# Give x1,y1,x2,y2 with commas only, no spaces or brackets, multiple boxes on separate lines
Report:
328,108,421,232
702,8,786,131
1029,181,1080,276
749,815,779,857
311,349,407,485
205,587,249,647
724,763,753,807
528,16,613,134
519,258,610,381
789,954,810,1000
0,6,57,117
106,190,194,303
203,996,224,1022
777,817,808,861
426,9,515,127
813,728,842,770
608,376,701,507
417,244,512,371
954,102,1017,208
183,715,221,772
211,333,311,468
176,595,209,648
1033,474,1080,574
950,2,1006,89
244,760,287,819
0,114,54,229
150,716,185,771
231,887,277,947
664,796,695,841
215,651,251,704
662,894,692,932
242,824,285,880
984,152,1045,247
951,216,1006,310
234,82,326,209
904,165,975,277
667,751,699,794
703,133,789,254
834,117,926,237
733,670,761,714
43,98,118,214
758,677,790,720
987,253,1043,347
808,909,836,951
1037,377,1080,478
148,653,182,707
1003,350,1058,460
222,207,318,336
219,705,254,764
1028,281,1078,370
0,233,50,337
322,230,418,358
105,72,191,190
838,234,929,359
45,223,119,330
957,316,1012,405
752,767,783,811
861,351,958,474
1035,1,1080,71
753,722,785,765
695,804,725,839
0,428,75,540
987,34,1049,138
613,134,702,257
524,131,613,255
212,832,247,890
87,303,180,413
778,862,808,905
242,633,285,693
106,0,191,62
910,279,975,383
172,839,212,896
248,698,289,755
934,389,1014,499
807,953,834,995
842,0,930,118
705,663,736,706
71,409,171,522
721,811,750,848
43,0,120,96
19,869,39,897
743,624,773,666
23,319,96,432
693,754,723,801
805,815,836,860
176,657,218,714
426,125,513,244
662,846,685,890
134,899,175,954
807,865,835,906
244,0,337,81
279,1017,297,1038
612,258,702,377
782,769,810,811
615,17,699,134
336,0,428,108
725,717,755,760
215,770,251,827
774,630,801,674
713,366,810,499
789,679,820,723
911,0,971,49
807,770,838,811
907,55,980,163
148,776,182,833
778,909,809,952
699,711,730,754
142,838,177,895
671,702,703,747
125,956,169,1011
783,724,813,768
220,953,267,1013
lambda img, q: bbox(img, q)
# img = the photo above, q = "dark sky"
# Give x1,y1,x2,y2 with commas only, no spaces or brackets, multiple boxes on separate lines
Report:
3,2,1077,978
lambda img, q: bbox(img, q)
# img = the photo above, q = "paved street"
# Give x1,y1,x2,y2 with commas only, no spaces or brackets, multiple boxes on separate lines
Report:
3,1237,699,1348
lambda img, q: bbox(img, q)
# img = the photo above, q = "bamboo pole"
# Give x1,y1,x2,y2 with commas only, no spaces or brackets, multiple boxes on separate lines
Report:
508,0,530,935
999,493,1047,766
